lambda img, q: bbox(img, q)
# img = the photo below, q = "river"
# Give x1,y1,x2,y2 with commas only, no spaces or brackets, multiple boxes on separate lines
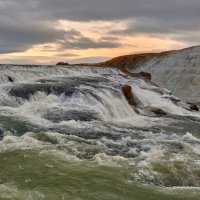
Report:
0,65,200,200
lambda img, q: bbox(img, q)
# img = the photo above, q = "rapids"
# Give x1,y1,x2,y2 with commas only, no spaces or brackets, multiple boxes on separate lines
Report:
0,64,200,200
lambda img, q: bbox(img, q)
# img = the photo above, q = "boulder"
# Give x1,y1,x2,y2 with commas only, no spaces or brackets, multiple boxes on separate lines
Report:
121,85,134,106
121,84,144,109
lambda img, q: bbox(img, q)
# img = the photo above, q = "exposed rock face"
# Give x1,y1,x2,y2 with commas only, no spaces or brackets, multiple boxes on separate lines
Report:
99,51,173,70
123,71,152,81
137,71,152,81
99,46,200,103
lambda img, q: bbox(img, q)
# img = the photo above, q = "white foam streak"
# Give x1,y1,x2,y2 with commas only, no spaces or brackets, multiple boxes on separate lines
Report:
132,85,194,116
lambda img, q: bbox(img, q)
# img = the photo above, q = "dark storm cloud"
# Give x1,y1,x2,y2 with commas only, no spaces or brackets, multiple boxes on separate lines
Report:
0,0,200,54
3,0,199,22
0,20,120,54
59,38,120,50
0,20,66,54
109,18,200,36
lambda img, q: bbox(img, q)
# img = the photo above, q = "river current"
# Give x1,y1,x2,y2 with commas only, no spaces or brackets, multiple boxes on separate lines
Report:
0,65,200,200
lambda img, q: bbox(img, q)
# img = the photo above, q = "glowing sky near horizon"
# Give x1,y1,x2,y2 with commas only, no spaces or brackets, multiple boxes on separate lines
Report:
0,0,200,64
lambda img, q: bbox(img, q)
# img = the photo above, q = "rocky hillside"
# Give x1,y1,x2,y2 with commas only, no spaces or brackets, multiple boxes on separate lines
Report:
98,46,200,103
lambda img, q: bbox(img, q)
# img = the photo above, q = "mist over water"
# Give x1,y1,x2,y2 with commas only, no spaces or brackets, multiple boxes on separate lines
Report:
0,65,200,200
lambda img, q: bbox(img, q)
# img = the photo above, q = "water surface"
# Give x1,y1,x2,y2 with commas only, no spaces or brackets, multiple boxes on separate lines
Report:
0,65,200,200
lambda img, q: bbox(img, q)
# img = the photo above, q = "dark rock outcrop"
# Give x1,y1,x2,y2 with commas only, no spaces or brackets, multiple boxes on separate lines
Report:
128,71,151,81
121,85,134,106
121,84,168,116
121,84,142,108
8,76,14,82
8,77,109,100
9,83,76,100
187,103,199,111
43,109,100,123
56,62,69,66
143,106,168,116
162,95,180,104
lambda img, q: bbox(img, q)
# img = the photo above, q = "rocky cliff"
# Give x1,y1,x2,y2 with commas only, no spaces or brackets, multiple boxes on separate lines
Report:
98,46,200,103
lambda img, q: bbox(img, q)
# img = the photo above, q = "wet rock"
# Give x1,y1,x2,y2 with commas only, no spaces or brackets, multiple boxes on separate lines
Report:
121,84,144,109
9,76,111,100
187,102,199,111
121,85,135,107
178,102,199,112
43,109,100,123
120,70,152,81
143,106,168,116
137,71,152,81
9,84,51,99
162,95,180,104
8,76,14,82
150,87,170,95
9,83,76,99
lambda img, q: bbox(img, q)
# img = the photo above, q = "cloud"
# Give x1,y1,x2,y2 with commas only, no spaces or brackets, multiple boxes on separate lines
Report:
54,53,80,57
108,13,200,37
57,29,121,50
0,21,120,54
0,56,56,65
0,19,66,54
68,56,111,64
2,0,200,23
0,0,200,56
172,32,200,45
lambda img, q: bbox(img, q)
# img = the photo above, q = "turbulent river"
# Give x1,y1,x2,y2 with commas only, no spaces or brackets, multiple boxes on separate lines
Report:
0,65,200,200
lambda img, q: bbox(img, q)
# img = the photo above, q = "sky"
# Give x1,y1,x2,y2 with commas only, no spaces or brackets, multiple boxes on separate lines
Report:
0,0,200,65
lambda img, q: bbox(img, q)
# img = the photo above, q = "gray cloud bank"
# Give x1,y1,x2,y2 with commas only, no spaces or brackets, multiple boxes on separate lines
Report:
0,0,200,54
